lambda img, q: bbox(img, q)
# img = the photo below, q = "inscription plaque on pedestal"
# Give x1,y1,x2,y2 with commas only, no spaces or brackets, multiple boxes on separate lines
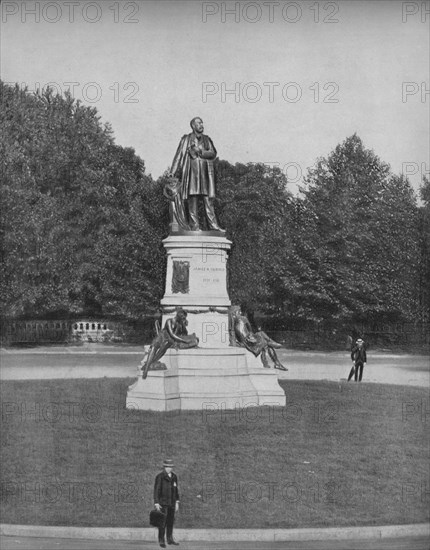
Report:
172,260,190,294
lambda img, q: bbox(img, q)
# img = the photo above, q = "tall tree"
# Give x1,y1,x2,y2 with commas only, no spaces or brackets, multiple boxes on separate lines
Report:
0,81,164,319
215,161,294,315
418,176,430,335
290,134,420,326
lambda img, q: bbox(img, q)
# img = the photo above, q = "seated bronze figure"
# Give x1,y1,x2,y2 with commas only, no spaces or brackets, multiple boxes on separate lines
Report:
141,309,199,379
231,306,287,371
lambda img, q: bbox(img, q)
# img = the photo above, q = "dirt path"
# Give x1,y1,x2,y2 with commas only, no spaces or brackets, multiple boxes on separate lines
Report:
1,347,428,387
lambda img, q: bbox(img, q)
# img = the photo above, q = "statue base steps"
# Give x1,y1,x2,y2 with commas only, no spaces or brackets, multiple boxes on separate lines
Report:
126,347,286,411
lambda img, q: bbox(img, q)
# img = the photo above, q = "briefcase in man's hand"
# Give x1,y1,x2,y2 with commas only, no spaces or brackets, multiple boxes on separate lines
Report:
149,508,166,528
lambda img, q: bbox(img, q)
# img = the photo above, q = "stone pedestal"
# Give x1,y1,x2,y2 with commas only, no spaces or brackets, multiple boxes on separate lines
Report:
126,348,286,411
161,233,231,309
127,231,285,411
160,233,231,347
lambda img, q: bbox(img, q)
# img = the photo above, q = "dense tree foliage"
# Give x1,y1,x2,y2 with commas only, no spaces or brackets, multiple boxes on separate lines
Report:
215,136,422,329
0,82,426,338
0,82,167,318
216,161,293,314
418,176,430,331
287,135,421,325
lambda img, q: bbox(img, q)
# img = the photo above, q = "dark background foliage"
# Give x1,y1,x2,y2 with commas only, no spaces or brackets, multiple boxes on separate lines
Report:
1,82,428,343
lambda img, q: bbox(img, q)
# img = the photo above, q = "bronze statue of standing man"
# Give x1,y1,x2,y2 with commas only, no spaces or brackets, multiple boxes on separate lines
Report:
167,117,224,232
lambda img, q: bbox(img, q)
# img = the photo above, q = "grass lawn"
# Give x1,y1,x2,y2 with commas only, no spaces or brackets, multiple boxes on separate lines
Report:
0,377,428,528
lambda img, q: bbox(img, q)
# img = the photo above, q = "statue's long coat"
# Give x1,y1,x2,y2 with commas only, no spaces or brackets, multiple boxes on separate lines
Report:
170,132,217,199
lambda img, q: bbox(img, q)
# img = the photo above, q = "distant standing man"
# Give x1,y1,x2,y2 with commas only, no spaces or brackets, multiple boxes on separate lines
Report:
154,458,180,547
348,338,367,382
169,117,224,231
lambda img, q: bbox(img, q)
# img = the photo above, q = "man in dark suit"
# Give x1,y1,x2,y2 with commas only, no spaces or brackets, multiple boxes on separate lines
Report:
348,338,367,382
154,458,180,547
169,117,223,231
